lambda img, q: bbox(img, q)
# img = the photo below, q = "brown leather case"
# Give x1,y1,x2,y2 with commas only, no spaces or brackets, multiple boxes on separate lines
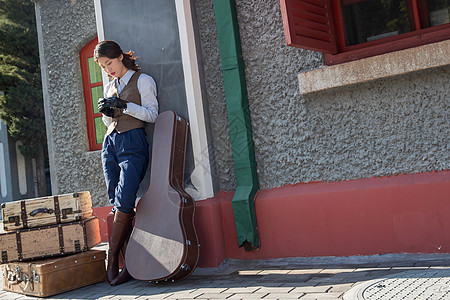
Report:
2,191,93,231
1,250,106,297
0,217,101,264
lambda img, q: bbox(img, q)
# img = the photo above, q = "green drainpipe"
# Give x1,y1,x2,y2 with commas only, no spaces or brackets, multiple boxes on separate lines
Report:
213,0,260,250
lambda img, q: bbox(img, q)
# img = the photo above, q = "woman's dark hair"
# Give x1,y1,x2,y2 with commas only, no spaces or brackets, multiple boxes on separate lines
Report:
94,40,140,72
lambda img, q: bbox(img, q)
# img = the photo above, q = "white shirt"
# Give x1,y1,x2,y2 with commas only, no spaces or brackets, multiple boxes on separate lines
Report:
102,69,158,127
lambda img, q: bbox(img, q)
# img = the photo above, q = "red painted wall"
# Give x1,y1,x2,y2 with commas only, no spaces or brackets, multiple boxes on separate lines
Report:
95,170,450,268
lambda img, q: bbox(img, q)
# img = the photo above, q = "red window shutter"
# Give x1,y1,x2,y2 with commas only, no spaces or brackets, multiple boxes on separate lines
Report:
280,0,337,53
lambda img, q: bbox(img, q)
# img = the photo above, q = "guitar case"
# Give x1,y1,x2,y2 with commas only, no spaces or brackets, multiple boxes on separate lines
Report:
126,111,199,282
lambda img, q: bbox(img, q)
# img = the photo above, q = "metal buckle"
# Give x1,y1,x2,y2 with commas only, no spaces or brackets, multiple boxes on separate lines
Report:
2,251,8,263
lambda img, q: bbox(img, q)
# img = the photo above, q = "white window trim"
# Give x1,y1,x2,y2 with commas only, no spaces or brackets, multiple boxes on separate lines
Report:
298,40,450,95
175,0,215,200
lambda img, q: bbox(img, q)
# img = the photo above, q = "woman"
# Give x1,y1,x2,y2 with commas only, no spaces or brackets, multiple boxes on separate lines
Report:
94,40,158,286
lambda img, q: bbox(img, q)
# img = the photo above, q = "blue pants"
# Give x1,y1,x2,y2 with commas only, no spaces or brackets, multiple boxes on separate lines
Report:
102,128,149,213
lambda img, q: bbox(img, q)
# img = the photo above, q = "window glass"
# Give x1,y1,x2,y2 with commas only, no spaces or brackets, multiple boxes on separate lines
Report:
88,57,102,84
91,86,103,114
427,0,450,26
340,0,411,46
94,117,107,144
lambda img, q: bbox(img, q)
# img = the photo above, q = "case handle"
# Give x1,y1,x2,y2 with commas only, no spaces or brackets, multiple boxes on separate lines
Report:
5,265,22,285
29,208,54,217
5,266,35,291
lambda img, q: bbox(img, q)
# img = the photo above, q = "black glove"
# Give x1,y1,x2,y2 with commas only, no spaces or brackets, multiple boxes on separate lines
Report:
98,97,128,118
99,107,117,118
98,96,128,110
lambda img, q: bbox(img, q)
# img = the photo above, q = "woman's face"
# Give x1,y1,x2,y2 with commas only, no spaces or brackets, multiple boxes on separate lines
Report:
97,54,128,78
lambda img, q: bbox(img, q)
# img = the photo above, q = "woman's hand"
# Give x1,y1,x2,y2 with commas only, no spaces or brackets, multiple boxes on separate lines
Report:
98,97,129,118
98,96,128,110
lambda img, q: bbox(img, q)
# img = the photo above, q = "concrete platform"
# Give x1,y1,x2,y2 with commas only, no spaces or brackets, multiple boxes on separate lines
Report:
1,244,450,299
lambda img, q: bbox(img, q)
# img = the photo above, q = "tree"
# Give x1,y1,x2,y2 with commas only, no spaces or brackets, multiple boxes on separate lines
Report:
0,0,48,196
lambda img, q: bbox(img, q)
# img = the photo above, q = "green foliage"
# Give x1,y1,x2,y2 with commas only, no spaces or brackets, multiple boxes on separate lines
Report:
0,0,45,158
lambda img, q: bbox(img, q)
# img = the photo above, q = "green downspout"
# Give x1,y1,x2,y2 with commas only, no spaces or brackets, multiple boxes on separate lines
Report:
213,0,260,250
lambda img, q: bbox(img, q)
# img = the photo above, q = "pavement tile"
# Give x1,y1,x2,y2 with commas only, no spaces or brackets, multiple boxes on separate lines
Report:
161,298,196,300
306,276,345,285
299,292,343,299
134,291,173,299
258,270,292,275
390,266,429,271
331,273,365,282
227,293,269,299
351,267,390,274
189,288,228,293
414,260,450,267
219,282,284,288
163,291,204,299
194,293,235,299
429,266,450,270
281,282,317,288
377,261,416,268
349,263,380,268
319,269,356,275
291,285,331,293
223,287,261,293
328,283,354,293
364,269,402,279
262,292,304,299
278,275,313,284
257,287,295,294
343,270,371,278
137,293,174,299
238,270,263,275
288,269,324,275
164,290,204,299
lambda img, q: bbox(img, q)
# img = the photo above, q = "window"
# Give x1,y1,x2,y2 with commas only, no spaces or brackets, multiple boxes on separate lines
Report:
79,37,106,151
280,0,450,65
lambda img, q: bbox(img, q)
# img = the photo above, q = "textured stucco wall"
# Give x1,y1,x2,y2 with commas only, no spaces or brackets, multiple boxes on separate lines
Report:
194,1,235,191
195,1,449,190
35,0,107,207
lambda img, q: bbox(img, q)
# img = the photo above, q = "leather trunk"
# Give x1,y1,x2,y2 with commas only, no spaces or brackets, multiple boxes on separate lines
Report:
2,191,93,231
1,250,106,297
0,217,101,264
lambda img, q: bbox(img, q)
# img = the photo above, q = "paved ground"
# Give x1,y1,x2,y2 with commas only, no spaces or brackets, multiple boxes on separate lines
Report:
2,243,450,299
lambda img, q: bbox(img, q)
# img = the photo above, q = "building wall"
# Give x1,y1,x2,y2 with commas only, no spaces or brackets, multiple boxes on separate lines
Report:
194,1,449,191
35,0,107,207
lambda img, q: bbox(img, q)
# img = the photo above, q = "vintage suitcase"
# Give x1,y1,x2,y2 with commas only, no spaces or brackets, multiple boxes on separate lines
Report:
1,250,106,297
2,191,93,231
0,217,101,264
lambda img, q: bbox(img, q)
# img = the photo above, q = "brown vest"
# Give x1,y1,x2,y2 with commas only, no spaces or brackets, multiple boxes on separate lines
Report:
107,72,145,133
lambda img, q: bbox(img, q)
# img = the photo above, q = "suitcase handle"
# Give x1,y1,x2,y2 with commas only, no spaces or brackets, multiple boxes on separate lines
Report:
29,208,54,217
5,265,24,285
5,266,35,291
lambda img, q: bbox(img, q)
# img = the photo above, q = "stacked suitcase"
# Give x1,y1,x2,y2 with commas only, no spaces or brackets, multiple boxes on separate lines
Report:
0,191,106,297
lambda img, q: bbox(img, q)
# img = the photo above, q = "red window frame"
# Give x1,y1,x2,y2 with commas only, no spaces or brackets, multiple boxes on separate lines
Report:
80,37,104,151
280,0,450,65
